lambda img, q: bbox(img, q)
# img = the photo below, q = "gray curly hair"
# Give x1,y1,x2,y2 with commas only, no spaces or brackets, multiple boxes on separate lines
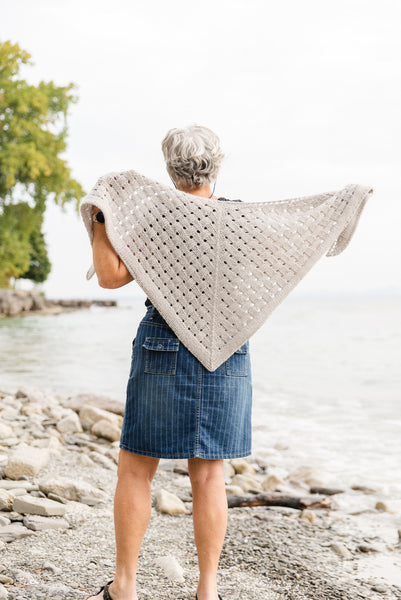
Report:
161,125,224,190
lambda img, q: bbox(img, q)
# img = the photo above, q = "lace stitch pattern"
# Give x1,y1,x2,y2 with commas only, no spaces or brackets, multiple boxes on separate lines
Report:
81,170,373,371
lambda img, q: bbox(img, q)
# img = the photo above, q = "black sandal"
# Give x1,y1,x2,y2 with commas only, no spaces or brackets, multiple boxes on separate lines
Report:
86,579,114,600
195,595,223,600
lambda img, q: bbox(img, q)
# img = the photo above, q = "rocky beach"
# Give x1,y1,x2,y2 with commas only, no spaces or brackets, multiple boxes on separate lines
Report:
0,386,400,600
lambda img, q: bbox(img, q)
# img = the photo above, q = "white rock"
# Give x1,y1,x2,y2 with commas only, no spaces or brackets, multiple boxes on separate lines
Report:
299,509,316,524
155,556,184,582
0,490,14,511
0,584,8,599
56,411,83,434
231,473,262,492
331,541,352,559
0,423,13,440
4,444,49,479
38,477,108,502
8,488,26,497
13,494,66,517
91,419,121,442
64,393,124,416
20,403,44,417
173,459,188,475
261,474,285,491
0,523,34,543
46,405,70,420
230,458,256,475
0,481,38,491
23,515,69,531
155,489,187,515
79,405,122,429
0,516,11,526
287,465,323,487
225,485,244,496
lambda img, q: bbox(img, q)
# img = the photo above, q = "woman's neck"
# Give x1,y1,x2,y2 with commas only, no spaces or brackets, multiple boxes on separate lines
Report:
177,183,217,199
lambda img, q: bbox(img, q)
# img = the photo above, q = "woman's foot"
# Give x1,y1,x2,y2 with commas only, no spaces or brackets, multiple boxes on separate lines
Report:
86,579,137,600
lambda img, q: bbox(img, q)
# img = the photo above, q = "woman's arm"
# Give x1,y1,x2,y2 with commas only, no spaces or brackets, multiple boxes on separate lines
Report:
91,206,134,289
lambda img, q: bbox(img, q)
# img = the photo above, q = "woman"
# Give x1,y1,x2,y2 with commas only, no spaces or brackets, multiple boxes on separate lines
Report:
86,125,252,600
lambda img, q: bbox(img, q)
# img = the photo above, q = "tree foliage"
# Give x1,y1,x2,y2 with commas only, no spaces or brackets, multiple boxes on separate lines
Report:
0,40,85,287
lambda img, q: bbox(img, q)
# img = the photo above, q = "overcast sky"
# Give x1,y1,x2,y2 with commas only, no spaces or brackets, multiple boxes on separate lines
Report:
2,0,400,299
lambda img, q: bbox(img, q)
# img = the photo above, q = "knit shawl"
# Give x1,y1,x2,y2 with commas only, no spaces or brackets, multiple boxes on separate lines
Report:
80,170,373,372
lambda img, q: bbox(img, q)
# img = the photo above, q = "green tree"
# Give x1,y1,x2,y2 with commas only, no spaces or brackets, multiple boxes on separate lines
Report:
0,40,84,287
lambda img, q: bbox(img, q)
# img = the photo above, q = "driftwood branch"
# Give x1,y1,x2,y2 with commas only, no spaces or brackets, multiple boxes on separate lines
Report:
227,492,334,510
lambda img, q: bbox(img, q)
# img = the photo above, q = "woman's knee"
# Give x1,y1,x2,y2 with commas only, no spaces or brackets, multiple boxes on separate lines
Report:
117,448,159,481
187,458,224,486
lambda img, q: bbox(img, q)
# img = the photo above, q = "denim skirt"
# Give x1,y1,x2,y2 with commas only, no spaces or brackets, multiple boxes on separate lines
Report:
119,304,253,460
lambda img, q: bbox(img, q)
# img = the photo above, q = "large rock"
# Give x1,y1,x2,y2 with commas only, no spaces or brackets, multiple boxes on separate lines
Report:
56,411,83,434
0,523,34,543
4,445,49,479
231,473,262,492
79,405,123,430
13,494,66,517
38,477,108,502
230,458,256,475
64,394,125,416
0,423,13,440
23,515,69,531
155,489,187,515
261,473,285,491
91,419,121,442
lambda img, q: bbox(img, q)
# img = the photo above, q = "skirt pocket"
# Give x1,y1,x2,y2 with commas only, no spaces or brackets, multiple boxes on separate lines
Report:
225,342,249,376
143,337,180,375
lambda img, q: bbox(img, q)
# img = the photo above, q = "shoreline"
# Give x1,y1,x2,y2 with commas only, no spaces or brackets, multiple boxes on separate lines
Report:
0,385,400,598
0,289,116,318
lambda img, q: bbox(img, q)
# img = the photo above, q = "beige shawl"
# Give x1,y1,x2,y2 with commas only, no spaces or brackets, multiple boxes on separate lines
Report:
80,170,373,371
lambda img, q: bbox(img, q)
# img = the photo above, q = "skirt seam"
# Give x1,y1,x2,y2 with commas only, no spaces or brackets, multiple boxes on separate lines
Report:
119,442,251,460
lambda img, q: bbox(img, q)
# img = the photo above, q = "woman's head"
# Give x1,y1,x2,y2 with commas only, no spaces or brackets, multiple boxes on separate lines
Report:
161,125,224,191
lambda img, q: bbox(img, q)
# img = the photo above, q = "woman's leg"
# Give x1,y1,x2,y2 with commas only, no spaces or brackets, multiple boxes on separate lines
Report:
87,449,159,600
188,458,228,600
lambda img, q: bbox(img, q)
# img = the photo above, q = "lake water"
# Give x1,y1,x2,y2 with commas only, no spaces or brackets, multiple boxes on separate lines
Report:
1,292,401,546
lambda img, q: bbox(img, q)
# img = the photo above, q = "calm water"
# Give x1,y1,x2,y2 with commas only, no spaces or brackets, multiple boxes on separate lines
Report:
1,293,401,541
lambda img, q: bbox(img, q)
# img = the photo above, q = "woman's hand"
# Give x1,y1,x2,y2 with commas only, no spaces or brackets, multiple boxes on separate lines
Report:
91,205,134,289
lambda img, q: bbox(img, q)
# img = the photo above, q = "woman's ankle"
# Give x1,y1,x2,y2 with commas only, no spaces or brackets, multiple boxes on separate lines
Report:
111,574,137,591
196,579,219,600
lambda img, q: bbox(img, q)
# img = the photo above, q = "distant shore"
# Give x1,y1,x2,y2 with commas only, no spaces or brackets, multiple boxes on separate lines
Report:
0,289,116,318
